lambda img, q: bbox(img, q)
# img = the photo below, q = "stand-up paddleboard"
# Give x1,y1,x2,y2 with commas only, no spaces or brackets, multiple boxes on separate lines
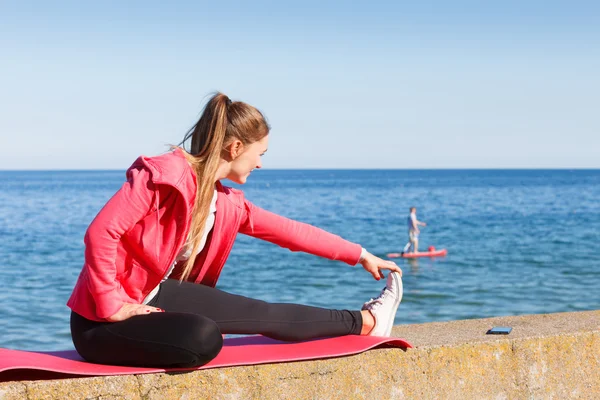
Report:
387,247,447,259
0,335,411,382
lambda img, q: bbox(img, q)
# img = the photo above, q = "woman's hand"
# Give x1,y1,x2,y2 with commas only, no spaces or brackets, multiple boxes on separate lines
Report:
360,251,402,280
106,303,164,322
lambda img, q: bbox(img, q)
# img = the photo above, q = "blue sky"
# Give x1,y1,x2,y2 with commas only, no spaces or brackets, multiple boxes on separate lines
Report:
1,1,599,169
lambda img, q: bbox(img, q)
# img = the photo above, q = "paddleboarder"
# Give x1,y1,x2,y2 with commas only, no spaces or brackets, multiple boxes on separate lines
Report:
402,207,427,254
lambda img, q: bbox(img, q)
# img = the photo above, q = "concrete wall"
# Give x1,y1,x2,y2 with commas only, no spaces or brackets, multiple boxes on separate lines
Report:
1,310,599,399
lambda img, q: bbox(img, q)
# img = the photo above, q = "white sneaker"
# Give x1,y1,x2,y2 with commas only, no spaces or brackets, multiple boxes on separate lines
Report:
362,272,403,337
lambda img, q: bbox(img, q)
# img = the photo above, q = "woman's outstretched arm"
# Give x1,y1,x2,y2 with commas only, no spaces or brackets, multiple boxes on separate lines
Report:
239,199,401,279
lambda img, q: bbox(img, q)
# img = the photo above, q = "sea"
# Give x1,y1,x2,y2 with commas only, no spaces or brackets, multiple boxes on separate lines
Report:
0,169,599,351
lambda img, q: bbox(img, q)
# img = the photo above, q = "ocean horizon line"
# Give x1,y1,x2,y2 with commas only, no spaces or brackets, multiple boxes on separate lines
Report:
1,167,600,173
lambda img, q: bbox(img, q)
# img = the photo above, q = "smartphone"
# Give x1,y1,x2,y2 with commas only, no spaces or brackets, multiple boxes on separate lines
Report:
486,326,512,335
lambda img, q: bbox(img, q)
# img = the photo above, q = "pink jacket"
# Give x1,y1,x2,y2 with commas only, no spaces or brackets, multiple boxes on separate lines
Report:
67,150,362,321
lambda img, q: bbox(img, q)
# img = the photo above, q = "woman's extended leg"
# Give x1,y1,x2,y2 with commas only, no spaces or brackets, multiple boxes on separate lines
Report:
149,279,363,341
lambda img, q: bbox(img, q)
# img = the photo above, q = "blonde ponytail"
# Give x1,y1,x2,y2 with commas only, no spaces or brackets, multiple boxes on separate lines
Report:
176,92,269,281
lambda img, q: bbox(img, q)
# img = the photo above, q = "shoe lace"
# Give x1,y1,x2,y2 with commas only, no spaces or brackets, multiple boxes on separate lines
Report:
363,288,390,311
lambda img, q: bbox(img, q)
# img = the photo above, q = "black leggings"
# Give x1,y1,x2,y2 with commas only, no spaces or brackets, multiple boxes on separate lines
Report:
70,279,363,368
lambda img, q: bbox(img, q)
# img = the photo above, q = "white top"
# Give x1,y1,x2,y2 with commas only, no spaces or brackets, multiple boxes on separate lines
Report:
143,189,218,304
407,212,417,232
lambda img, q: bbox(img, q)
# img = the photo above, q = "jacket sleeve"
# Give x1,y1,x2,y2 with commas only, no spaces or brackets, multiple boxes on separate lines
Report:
239,199,362,265
83,167,156,319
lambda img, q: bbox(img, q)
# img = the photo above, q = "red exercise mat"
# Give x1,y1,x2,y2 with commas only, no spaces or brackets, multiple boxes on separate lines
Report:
0,335,411,382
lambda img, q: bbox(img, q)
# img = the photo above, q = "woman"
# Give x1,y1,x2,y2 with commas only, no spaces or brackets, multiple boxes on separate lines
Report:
67,92,403,368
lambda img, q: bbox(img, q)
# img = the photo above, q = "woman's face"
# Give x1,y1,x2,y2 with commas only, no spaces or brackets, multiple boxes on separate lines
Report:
226,135,269,184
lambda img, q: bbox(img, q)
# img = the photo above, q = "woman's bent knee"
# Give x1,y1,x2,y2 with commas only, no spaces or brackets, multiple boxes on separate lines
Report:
70,311,224,369
179,315,224,367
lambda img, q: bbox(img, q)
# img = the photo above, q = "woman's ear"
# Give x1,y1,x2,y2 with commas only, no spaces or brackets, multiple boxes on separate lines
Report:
225,140,244,161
